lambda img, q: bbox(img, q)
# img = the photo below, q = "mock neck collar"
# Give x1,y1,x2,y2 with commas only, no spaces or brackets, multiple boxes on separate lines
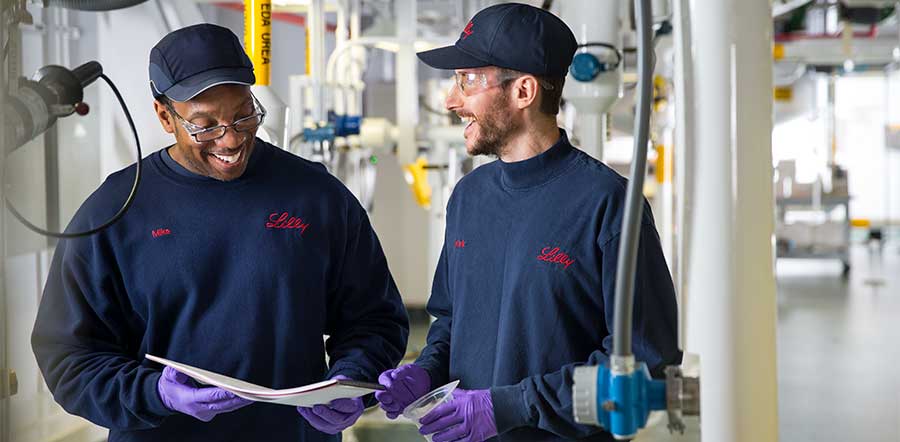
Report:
499,129,577,190
154,138,268,186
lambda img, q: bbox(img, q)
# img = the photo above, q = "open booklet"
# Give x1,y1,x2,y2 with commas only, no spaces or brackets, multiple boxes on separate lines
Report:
146,354,384,407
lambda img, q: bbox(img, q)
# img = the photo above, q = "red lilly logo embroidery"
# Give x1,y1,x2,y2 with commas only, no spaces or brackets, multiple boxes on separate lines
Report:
461,21,474,39
266,212,310,235
537,246,576,269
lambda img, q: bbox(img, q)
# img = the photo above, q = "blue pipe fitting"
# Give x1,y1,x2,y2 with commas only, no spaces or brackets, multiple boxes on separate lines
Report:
573,362,667,439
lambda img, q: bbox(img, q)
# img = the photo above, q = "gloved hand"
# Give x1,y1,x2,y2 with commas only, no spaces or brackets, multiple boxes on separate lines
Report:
375,364,431,419
296,375,365,434
418,388,498,442
157,366,252,422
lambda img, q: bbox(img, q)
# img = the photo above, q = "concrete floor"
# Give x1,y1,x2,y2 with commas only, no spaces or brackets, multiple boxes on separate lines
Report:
777,245,900,442
349,244,900,442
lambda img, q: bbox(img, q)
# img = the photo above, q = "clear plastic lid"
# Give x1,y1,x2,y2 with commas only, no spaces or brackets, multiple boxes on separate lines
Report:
402,380,460,421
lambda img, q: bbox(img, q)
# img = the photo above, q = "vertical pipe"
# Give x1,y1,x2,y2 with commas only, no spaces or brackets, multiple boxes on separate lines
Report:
0,7,7,442
685,0,779,441
827,73,837,166
580,113,604,161
659,141,675,269
43,7,60,249
244,0,272,86
673,0,694,346
309,0,326,123
335,0,348,116
395,0,418,164
349,0,363,116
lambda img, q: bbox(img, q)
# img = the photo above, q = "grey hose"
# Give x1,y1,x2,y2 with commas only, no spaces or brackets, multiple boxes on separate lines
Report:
612,0,653,359
44,0,148,11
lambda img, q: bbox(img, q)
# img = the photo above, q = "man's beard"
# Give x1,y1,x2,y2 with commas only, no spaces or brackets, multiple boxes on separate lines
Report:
468,92,519,157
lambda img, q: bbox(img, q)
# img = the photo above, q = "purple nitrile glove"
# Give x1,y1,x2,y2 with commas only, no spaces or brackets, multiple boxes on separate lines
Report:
156,366,252,422
418,388,498,442
296,375,365,434
375,364,431,419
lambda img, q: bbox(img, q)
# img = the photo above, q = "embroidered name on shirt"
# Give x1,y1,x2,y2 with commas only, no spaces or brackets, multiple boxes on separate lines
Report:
537,246,576,269
151,228,171,238
454,240,466,248
266,212,310,234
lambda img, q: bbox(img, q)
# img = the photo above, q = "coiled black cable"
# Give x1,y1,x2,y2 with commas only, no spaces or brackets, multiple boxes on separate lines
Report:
5,73,142,238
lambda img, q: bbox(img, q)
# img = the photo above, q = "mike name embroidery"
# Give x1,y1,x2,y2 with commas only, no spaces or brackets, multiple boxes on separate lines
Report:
266,212,310,235
151,228,171,238
537,246,576,269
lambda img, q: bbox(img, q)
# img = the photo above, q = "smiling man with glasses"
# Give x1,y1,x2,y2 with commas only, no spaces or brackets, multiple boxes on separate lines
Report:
375,4,681,442
31,23,409,442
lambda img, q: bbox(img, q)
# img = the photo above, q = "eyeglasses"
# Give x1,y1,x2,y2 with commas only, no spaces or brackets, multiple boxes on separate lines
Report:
452,71,556,97
453,71,516,96
166,94,267,143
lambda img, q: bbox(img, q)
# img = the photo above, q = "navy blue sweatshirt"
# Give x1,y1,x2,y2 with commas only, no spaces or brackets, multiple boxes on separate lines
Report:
31,139,409,442
415,130,681,441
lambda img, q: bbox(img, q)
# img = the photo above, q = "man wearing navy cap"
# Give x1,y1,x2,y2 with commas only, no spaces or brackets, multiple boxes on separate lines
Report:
375,3,681,442
31,23,409,441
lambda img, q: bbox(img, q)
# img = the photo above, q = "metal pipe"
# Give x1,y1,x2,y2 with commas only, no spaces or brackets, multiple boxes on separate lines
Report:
334,0,348,115
394,0,418,164
0,3,9,441
44,0,147,11
672,0,694,351
244,0,272,86
611,0,653,365
309,0,326,122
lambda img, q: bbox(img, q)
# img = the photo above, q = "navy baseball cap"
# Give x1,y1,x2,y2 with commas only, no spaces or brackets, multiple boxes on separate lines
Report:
149,23,255,102
417,2,577,77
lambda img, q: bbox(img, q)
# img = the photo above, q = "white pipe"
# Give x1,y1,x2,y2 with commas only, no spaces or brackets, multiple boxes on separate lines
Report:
394,0,418,164
349,0,363,116
673,0,694,354
579,112,604,161
325,37,399,86
333,0,348,115
308,0,326,122
0,11,8,440
685,1,779,441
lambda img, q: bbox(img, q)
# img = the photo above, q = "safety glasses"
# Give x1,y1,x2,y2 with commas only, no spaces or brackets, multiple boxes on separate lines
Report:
452,70,556,97
166,93,267,143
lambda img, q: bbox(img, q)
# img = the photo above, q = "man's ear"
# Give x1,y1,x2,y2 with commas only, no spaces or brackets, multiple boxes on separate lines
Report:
511,75,539,111
153,100,176,134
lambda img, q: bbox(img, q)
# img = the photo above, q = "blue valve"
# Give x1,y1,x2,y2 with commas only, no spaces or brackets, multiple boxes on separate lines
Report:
570,52,603,82
303,125,336,143
327,111,362,137
335,115,361,137
573,361,667,439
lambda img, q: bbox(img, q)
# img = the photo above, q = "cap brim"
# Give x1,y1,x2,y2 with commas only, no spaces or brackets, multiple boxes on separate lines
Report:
164,66,255,102
417,44,491,70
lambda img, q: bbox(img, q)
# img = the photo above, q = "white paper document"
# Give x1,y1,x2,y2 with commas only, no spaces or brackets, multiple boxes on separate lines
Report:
146,354,383,407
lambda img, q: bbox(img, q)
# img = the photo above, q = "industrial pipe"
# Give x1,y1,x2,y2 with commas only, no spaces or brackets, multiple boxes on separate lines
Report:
244,0,272,85
44,0,147,10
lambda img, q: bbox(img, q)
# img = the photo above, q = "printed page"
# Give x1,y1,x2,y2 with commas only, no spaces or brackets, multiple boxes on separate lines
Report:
146,354,382,407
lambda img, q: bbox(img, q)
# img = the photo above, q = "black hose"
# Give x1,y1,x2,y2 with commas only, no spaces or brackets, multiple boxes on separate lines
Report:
43,0,148,11
612,0,653,359
578,42,624,70
5,73,142,238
